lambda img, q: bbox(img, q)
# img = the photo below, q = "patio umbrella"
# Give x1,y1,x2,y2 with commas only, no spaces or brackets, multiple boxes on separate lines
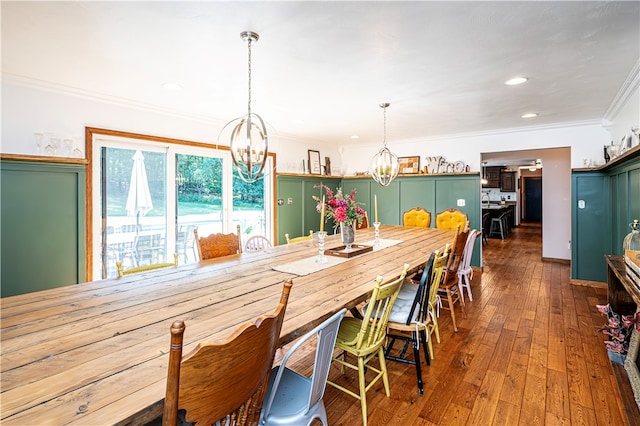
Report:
126,150,153,232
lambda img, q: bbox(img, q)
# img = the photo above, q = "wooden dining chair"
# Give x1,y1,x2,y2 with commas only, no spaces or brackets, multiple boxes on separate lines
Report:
116,253,179,277
439,223,470,332
327,264,409,426
402,207,431,228
244,235,273,252
385,247,449,395
285,230,314,244
356,211,369,230
162,280,293,426
435,208,468,231
194,224,242,261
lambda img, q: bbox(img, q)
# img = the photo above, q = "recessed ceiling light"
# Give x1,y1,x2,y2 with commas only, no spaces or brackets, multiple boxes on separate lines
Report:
350,135,359,139
521,113,538,119
162,83,182,91
505,77,528,86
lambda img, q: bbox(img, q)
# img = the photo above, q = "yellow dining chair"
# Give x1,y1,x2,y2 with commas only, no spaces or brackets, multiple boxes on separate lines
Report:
285,230,314,244
402,207,431,228
162,280,292,426
435,208,468,231
327,264,409,426
194,224,242,261
116,253,179,277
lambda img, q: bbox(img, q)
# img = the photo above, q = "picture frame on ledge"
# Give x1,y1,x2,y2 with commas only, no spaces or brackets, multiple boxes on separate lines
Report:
398,156,420,174
308,150,321,174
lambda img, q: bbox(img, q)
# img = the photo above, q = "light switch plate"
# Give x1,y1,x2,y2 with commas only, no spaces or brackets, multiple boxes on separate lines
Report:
578,200,585,209
457,199,465,207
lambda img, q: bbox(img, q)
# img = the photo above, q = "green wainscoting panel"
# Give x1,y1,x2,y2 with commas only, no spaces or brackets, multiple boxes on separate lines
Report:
275,177,303,245
433,175,481,266
1,160,86,297
399,178,436,226
342,180,371,226
371,180,401,225
630,168,640,225
571,172,610,282
275,175,341,244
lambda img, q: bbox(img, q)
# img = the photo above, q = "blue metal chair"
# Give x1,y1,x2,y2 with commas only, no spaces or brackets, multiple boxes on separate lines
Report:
260,309,347,426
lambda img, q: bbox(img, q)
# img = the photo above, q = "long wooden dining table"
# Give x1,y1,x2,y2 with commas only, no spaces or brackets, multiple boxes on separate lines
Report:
0,225,454,425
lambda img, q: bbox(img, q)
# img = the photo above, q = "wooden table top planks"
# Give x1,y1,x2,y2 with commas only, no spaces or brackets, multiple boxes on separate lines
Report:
0,225,454,425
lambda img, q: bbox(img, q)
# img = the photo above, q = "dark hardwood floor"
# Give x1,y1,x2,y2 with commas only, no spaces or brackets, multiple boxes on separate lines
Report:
280,223,627,425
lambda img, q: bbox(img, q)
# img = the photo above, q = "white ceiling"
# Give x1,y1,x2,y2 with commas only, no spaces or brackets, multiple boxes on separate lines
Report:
2,1,639,146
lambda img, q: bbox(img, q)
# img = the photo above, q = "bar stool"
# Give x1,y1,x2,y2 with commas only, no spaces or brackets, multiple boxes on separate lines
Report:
489,213,507,239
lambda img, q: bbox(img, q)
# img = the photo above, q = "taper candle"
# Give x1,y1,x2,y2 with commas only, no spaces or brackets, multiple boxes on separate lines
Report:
320,196,325,233
374,195,378,223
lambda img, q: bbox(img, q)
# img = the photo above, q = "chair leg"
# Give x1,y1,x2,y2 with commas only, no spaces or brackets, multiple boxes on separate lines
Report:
446,288,458,332
420,329,430,366
464,274,473,302
378,347,391,397
433,315,440,343
411,331,424,396
358,356,368,426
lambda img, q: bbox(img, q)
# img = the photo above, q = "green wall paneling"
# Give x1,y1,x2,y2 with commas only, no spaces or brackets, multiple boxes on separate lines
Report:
433,175,481,266
275,175,341,244
370,180,401,225
342,180,371,230
571,172,610,282
275,177,303,245
1,160,86,297
399,178,436,226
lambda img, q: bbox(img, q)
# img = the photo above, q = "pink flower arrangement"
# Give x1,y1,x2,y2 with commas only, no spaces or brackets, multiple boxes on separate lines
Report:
313,185,365,228
596,303,640,354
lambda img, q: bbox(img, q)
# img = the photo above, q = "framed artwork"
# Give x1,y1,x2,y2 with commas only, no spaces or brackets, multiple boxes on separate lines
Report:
308,150,321,174
398,156,420,174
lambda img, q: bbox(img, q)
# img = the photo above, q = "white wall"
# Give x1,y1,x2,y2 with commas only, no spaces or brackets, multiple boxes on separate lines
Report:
606,59,640,146
0,82,343,174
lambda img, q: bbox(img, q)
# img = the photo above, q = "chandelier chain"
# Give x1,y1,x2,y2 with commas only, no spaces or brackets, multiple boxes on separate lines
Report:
383,105,387,147
247,36,252,115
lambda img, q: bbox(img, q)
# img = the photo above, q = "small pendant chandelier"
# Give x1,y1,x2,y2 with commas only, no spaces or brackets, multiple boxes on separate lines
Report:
370,102,399,186
223,31,268,183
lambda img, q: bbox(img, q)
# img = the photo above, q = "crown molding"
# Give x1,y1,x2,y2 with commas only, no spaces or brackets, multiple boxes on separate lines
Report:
2,73,226,126
604,58,640,121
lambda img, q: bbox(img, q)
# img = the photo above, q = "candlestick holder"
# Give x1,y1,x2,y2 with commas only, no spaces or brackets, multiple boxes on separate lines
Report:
373,222,381,247
316,231,328,263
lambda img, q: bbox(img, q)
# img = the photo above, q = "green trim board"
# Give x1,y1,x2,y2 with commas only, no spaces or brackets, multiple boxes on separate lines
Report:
1,160,86,297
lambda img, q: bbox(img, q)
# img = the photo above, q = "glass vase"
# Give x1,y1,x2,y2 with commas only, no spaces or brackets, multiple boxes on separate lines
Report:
624,219,640,277
340,222,356,250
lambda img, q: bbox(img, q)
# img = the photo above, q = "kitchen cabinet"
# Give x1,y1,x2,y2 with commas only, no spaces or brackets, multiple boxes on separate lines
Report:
500,171,516,192
484,167,501,188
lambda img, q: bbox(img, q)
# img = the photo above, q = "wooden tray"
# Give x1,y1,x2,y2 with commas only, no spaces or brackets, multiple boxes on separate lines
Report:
326,244,373,258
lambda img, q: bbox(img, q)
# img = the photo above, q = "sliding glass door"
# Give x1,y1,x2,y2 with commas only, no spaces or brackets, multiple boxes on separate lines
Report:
92,134,272,280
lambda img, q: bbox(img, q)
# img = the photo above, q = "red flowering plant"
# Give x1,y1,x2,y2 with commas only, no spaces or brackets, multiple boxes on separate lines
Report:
596,303,640,354
312,185,365,229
